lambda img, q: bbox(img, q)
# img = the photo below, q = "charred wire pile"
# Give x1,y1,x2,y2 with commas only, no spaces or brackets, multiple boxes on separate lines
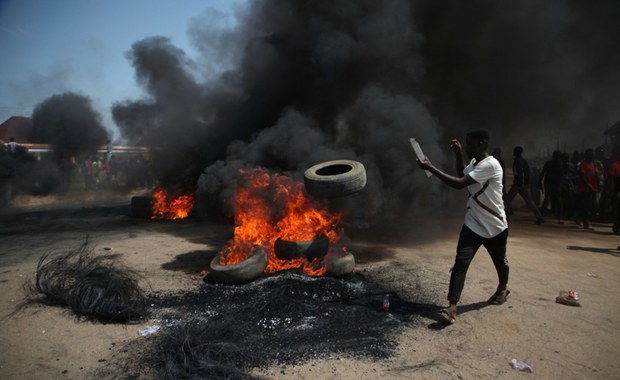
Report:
124,271,438,379
21,241,147,323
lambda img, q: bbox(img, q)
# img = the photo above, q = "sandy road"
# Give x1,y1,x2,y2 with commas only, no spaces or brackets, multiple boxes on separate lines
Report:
0,202,618,379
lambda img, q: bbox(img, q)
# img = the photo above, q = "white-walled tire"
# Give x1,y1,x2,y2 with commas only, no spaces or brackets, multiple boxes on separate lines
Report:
303,160,367,198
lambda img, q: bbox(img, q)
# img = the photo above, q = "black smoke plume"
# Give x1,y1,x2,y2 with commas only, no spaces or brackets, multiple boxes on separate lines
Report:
31,92,109,163
112,37,208,194
414,0,620,150
8,92,110,195
113,0,620,222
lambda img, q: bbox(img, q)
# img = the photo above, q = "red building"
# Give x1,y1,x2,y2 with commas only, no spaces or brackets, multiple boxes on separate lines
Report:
0,116,32,142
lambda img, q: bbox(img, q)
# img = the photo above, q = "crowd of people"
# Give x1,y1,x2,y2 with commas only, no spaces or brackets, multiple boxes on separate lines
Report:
77,153,153,190
415,130,619,325
0,137,155,207
495,144,620,233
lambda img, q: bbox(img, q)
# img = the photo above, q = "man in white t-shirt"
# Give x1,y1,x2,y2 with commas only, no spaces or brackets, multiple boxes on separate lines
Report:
416,130,509,324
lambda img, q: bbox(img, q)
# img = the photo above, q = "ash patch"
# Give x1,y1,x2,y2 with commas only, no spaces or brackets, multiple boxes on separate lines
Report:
118,270,439,379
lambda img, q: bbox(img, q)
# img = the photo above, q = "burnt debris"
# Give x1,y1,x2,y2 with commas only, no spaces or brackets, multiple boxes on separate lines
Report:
118,270,439,379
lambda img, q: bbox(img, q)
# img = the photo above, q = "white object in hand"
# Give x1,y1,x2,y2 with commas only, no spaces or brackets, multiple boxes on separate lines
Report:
409,138,433,177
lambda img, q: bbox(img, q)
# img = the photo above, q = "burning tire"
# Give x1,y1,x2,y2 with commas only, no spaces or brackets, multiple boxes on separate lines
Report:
131,196,152,218
325,247,355,277
274,235,329,261
209,247,268,285
304,160,366,198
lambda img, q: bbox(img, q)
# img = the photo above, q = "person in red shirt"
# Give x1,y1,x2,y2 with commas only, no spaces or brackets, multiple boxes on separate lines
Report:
576,148,598,229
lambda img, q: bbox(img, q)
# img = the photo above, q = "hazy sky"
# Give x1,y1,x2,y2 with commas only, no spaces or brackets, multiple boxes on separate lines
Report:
0,0,246,139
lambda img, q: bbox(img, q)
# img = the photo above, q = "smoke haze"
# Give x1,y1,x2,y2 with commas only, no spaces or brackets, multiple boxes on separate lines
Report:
111,0,620,221
415,0,620,150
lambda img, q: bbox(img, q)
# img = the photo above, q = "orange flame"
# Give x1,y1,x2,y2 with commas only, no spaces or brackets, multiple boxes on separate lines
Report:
220,167,343,276
151,187,195,220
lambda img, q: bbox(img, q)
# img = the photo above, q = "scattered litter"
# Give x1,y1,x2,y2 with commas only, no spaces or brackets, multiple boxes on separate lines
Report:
138,325,161,337
586,272,598,278
510,358,533,373
103,247,112,251
556,290,580,307
381,296,390,311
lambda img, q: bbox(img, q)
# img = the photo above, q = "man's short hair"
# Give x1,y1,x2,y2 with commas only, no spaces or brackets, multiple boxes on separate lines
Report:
466,129,490,142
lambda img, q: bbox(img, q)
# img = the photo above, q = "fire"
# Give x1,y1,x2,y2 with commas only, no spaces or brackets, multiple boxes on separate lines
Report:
220,167,343,276
150,187,195,220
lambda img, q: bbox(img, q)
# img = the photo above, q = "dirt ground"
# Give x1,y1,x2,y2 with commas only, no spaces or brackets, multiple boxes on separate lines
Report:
0,193,619,380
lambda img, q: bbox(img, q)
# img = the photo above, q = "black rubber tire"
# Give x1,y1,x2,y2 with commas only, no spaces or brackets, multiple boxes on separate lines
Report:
209,247,268,284
131,196,152,218
304,160,367,198
325,248,355,277
274,235,329,261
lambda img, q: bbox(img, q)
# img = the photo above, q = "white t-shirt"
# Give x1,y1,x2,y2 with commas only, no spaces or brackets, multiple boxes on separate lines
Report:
463,155,508,238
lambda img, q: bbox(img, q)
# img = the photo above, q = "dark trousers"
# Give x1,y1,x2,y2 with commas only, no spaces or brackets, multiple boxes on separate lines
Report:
448,225,509,304
542,185,564,220
505,184,543,219
576,191,596,224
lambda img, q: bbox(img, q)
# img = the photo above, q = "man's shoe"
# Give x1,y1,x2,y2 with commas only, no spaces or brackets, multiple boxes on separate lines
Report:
488,289,510,305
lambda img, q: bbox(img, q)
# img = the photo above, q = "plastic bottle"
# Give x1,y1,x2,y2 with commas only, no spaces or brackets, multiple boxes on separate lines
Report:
381,296,390,311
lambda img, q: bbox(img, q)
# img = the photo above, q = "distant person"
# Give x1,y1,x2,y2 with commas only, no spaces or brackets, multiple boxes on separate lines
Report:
0,143,14,207
608,147,620,234
575,148,599,229
569,151,582,179
504,146,544,224
416,130,510,325
7,137,18,154
492,148,506,195
593,146,606,219
106,140,112,159
538,150,566,223
84,156,95,189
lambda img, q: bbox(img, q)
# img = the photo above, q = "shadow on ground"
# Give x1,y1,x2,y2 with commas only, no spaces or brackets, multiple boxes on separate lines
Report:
566,245,620,257
161,250,218,273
